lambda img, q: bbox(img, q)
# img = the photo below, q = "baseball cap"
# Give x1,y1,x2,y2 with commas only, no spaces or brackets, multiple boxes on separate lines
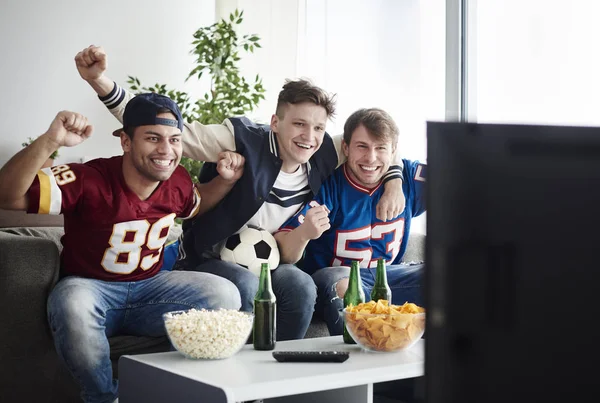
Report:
112,93,184,137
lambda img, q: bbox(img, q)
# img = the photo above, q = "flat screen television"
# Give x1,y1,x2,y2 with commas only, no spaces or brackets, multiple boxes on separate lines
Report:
424,121,600,403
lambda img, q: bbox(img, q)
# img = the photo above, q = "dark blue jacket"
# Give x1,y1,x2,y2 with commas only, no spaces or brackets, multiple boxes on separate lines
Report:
179,117,338,268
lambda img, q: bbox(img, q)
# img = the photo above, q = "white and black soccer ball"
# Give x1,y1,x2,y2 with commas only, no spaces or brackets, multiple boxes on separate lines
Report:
220,225,280,276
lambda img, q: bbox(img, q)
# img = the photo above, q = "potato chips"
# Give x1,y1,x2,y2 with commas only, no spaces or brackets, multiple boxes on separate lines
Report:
344,300,425,352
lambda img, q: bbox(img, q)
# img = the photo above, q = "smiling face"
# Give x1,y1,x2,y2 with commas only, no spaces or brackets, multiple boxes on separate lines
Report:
342,124,394,188
341,108,399,188
121,111,183,184
270,102,328,173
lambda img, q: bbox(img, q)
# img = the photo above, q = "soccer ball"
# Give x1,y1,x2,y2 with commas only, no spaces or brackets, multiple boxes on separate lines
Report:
220,225,280,276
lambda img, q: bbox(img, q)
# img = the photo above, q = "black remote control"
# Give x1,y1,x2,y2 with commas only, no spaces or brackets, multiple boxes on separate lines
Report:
272,351,350,363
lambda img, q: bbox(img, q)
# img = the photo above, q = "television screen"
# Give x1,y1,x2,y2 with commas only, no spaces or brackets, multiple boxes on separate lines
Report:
424,121,600,403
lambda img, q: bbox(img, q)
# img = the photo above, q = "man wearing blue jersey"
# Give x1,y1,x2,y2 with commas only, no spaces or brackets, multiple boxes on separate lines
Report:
275,108,425,335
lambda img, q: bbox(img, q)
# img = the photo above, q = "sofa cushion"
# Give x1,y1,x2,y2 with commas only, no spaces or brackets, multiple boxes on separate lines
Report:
402,232,425,263
304,317,329,338
0,226,65,251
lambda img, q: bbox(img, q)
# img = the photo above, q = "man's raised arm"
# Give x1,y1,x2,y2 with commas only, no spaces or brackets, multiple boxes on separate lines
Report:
74,45,235,163
0,112,92,210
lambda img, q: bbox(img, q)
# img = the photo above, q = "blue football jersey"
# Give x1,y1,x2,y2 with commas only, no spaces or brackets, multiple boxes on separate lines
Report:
279,159,426,274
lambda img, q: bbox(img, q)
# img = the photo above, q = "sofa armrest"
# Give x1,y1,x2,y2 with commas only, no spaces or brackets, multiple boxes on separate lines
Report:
0,229,82,402
0,208,64,228
0,230,61,357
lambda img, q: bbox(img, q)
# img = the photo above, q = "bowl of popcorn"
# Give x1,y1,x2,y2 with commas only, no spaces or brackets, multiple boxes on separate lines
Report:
163,308,253,359
344,300,425,352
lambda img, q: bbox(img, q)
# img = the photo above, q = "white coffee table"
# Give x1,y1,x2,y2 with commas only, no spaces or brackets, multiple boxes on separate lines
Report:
119,336,424,403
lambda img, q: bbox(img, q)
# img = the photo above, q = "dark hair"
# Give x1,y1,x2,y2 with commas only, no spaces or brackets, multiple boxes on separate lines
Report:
125,107,174,138
275,78,336,118
343,108,399,149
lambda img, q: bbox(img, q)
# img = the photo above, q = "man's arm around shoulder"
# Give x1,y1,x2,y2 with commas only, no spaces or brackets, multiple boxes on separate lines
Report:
194,151,245,216
75,45,236,163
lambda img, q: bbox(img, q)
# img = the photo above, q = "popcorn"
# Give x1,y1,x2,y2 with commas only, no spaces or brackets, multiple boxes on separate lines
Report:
163,308,253,359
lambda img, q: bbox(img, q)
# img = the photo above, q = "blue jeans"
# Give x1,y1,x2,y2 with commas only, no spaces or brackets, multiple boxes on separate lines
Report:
193,259,317,341
46,270,241,403
312,263,424,336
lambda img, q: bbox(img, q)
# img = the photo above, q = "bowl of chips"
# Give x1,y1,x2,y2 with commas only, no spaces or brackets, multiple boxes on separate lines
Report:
344,300,425,352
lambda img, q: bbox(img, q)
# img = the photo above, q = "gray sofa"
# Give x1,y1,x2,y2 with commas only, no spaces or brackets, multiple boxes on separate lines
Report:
0,222,424,403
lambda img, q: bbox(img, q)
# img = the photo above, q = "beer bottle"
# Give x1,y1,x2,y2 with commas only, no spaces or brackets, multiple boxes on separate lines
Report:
343,260,365,344
370,258,392,304
253,263,276,350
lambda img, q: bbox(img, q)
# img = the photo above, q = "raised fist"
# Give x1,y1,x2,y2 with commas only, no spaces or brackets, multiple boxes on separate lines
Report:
216,151,245,183
300,204,330,240
74,45,107,81
45,111,93,148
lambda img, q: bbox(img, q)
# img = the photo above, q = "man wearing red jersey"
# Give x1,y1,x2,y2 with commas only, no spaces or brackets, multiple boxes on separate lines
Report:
0,94,242,403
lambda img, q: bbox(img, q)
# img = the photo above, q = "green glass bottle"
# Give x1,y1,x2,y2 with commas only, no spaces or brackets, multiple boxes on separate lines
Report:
343,260,365,344
370,258,392,303
253,263,276,350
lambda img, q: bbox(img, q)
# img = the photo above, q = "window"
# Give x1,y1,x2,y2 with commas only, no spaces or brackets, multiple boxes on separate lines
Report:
469,0,600,126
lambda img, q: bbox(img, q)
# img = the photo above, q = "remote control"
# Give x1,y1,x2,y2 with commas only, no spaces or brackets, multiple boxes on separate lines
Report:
272,351,350,363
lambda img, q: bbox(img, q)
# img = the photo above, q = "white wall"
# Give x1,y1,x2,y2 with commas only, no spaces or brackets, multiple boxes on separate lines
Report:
0,0,215,166
218,0,304,124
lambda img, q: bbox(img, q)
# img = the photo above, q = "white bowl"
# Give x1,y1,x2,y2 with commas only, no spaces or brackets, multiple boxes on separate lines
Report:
163,308,253,359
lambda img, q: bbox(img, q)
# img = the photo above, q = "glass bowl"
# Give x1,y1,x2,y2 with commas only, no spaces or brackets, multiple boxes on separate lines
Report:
163,308,253,359
343,308,425,352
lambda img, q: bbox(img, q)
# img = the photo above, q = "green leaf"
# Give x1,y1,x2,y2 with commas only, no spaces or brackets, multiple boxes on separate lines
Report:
125,8,266,180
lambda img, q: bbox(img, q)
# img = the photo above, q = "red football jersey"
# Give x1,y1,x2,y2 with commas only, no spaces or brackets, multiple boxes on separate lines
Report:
27,156,200,281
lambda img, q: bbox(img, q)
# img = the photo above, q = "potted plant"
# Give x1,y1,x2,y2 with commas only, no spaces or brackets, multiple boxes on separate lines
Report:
22,137,59,168
127,9,266,182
